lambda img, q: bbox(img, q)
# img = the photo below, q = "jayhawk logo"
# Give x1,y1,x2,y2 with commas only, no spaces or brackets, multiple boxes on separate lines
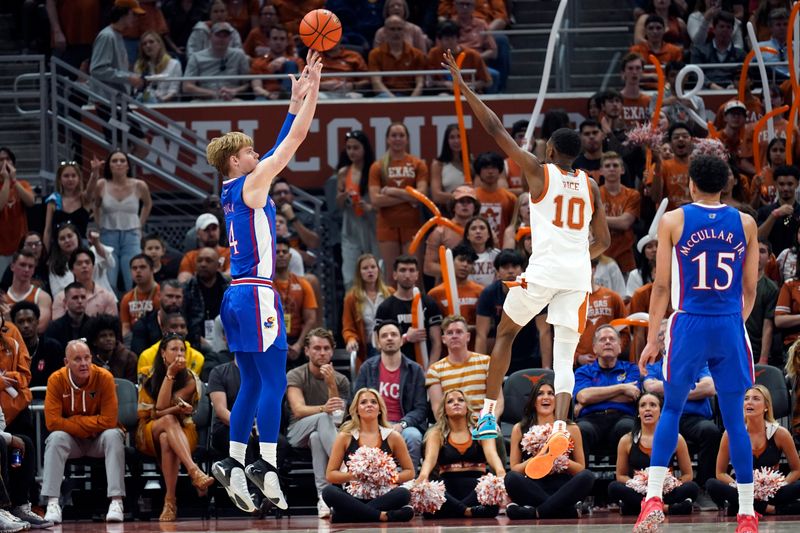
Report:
264,316,276,329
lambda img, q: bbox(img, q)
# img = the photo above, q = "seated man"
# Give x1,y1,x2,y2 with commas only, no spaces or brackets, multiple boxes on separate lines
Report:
183,22,250,100
368,15,427,97
182,247,230,353
428,20,492,93
131,279,202,354
10,301,63,389
250,24,304,100
178,214,231,283
756,8,790,81
45,282,89,349
2,249,52,333
629,15,683,68
689,11,745,90
119,254,160,339
353,320,427,471
52,248,117,320
137,312,205,382
427,244,485,330
84,314,137,384
285,328,350,518
574,259,628,366
274,237,318,366
574,325,640,460
42,339,126,524
318,43,370,98
643,320,721,490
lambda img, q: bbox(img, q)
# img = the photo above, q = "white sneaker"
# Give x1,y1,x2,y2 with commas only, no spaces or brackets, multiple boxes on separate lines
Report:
0,510,25,533
0,510,27,531
43,503,61,525
10,504,52,530
105,499,124,522
317,497,331,519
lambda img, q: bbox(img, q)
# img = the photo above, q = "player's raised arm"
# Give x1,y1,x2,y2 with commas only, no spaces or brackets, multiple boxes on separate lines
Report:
588,179,611,259
441,50,543,184
740,212,759,320
639,210,680,374
243,51,323,206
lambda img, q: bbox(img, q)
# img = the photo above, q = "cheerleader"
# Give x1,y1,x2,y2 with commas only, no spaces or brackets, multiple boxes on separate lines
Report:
322,388,415,522
608,391,699,515
706,385,800,516
416,389,506,518
505,379,596,519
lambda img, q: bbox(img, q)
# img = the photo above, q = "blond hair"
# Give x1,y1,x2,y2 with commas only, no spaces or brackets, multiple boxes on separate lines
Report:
787,338,800,380
340,388,391,435
424,389,475,444
206,132,253,175
745,384,776,424
349,254,393,317
135,31,172,75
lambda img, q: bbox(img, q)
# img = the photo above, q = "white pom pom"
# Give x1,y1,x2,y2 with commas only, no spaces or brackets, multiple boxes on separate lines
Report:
475,473,508,506
409,480,446,514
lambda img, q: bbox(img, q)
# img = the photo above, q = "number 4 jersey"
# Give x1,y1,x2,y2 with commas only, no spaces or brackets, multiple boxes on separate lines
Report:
527,163,594,292
673,203,746,315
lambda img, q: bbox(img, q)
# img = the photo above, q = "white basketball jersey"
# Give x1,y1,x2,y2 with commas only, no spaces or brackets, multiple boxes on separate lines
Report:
525,163,594,292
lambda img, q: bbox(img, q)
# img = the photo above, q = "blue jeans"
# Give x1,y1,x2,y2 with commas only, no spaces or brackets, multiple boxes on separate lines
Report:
101,228,141,293
400,426,422,474
488,34,510,93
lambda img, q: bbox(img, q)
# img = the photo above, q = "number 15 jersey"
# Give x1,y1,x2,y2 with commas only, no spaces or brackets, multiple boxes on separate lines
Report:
527,163,594,293
672,203,746,315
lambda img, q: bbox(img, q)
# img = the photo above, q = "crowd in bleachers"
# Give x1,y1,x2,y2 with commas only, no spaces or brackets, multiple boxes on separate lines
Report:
3,0,800,528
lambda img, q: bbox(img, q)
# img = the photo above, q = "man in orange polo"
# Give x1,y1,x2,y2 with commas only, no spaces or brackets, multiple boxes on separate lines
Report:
368,15,427,97
178,213,230,282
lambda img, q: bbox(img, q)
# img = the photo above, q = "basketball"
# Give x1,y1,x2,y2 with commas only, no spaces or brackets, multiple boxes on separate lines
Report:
299,9,342,52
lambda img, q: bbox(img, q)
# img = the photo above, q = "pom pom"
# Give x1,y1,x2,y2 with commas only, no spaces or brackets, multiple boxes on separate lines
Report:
691,138,728,161
520,424,573,474
754,466,787,501
624,123,665,151
625,468,683,495
409,480,446,514
475,473,508,506
343,446,399,499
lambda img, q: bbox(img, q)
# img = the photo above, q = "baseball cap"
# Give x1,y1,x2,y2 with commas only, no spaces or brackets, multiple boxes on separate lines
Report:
723,100,746,114
113,0,145,15
211,22,235,34
452,185,477,201
196,213,219,231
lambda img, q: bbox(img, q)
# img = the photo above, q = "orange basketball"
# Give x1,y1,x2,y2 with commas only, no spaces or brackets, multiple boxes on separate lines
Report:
299,9,342,52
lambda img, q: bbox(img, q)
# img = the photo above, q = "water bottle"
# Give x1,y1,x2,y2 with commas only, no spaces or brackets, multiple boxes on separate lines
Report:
332,409,344,425
10,448,22,469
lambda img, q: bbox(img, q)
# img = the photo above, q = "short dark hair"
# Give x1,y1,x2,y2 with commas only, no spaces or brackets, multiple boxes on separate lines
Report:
0,146,16,164
304,327,335,349
10,300,40,321
393,254,418,271
757,238,772,254
511,120,528,137
109,5,133,23
549,128,582,159
689,155,730,194
473,151,504,174
375,319,402,335
665,60,685,75
11,248,36,264
275,235,291,247
713,10,736,27
84,314,122,345
130,253,154,268
160,278,183,291
668,122,691,140
451,243,478,262
579,119,601,133
164,311,187,325
64,281,86,295
141,232,166,249
620,53,644,70
597,89,622,106
645,14,665,27
68,247,95,270
494,249,524,269
436,20,459,39
773,165,800,182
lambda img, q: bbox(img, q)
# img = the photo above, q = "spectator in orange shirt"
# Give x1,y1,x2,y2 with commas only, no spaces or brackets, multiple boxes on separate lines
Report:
368,15,427,97
424,185,480,280
473,151,516,242
374,0,430,53
250,25,304,100
574,259,628,366
427,21,492,94
652,122,693,211
438,0,509,29
718,99,752,175
600,151,641,273
741,85,794,175
619,53,652,128
0,148,34,275
178,213,230,283
629,15,684,67
318,43,370,98
427,244,485,329
221,0,259,38
452,0,500,82
445,0,509,90
119,253,159,339
242,2,283,57
274,237,318,367
369,122,429,284
272,0,325,36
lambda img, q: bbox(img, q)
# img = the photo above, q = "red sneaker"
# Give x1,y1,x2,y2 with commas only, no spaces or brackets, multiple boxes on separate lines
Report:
524,430,570,479
632,497,664,533
735,514,759,533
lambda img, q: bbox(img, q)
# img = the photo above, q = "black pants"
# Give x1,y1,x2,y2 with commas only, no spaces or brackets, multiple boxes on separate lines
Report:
504,470,596,518
0,434,36,507
430,472,485,518
608,480,700,515
680,415,722,486
6,408,34,443
706,478,800,516
577,411,635,461
322,485,410,523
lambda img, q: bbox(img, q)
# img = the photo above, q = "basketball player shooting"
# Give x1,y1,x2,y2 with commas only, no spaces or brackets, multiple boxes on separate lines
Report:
442,50,610,479
633,155,759,533
206,50,323,513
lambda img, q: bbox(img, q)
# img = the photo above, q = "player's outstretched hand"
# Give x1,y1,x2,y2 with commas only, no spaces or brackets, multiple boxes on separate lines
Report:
638,341,659,375
306,49,323,85
441,49,464,88
290,65,313,101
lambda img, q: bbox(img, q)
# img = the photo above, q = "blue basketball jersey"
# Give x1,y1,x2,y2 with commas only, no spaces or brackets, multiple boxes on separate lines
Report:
672,203,746,315
221,175,276,280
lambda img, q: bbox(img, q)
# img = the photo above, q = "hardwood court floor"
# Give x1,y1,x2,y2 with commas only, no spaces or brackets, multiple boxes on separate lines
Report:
58,512,800,532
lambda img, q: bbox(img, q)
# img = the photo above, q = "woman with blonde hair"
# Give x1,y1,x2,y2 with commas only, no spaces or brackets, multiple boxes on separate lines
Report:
134,31,182,103
342,254,394,366
416,389,505,518
706,384,800,515
787,341,800,444
43,159,98,251
502,192,529,250
322,387,415,522
136,333,214,521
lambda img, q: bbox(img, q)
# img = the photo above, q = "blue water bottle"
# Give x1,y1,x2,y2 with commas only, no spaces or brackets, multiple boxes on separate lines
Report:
10,448,22,468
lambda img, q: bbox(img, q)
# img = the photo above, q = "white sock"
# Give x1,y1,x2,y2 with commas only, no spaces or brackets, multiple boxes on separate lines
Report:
737,483,755,516
553,420,567,434
481,398,497,417
48,497,59,506
260,442,277,468
645,466,667,500
229,441,247,466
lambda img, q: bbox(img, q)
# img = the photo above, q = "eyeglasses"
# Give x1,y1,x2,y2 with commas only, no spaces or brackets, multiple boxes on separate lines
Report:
24,240,42,248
